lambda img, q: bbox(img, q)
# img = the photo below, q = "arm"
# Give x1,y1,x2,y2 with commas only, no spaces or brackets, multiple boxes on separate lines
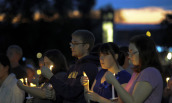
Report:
13,84,25,103
106,71,152,103
17,80,47,99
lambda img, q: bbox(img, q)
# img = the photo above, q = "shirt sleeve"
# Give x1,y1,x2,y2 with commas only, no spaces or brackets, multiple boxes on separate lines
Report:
50,75,84,101
136,67,161,88
13,84,25,103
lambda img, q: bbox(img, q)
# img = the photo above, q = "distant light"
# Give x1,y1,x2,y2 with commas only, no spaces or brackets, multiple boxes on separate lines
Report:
36,52,42,59
102,21,113,42
146,31,151,37
37,69,41,75
156,46,163,52
169,47,172,52
22,57,26,62
34,11,41,21
167,52,172,60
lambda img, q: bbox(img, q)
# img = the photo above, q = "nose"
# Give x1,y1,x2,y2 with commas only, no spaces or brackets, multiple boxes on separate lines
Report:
99,56,104,61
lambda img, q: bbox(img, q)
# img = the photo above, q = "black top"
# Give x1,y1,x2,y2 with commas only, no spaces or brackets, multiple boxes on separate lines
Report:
50,55,99,103
10,65,27,79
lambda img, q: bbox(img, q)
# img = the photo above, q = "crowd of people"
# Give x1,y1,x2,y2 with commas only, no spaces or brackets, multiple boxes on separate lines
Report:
0,29,169,103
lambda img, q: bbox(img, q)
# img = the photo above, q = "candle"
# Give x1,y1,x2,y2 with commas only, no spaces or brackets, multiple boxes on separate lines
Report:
25,78,32,99
50,65,53,71
25,78,27,85
166,77,170,89
112,73,115,99
36,69,41,87
83,71,90,103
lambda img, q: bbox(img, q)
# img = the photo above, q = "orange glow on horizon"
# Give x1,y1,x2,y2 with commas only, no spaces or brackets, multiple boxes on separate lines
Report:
116,7,168,24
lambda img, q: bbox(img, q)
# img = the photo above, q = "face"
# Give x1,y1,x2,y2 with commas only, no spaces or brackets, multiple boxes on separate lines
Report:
6,49,18,62
0,63,8,79
129,43,139,65
99,53,115,69
70,36,88,59
43,56,54,69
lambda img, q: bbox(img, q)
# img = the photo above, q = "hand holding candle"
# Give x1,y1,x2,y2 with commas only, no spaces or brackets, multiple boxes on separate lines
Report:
83,71,89,91
83,71,90,103
41,66,54,79
166,77,171,89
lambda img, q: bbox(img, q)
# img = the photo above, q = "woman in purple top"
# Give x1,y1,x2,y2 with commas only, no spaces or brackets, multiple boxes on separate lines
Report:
105,35,163,103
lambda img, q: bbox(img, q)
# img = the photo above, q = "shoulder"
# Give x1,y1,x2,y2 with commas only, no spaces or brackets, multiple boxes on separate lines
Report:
137,67,163,88
140,67,161,76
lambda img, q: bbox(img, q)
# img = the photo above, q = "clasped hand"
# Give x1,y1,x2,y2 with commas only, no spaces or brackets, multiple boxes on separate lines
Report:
41,66,54,80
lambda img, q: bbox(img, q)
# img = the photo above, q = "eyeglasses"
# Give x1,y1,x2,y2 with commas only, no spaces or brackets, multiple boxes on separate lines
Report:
69,42,86,46
129,51,138,56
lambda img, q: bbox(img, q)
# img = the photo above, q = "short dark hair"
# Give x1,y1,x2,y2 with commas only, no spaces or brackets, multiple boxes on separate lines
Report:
130,35,162,73
0,54,11,74
43,49,68,74
72,30,95,52
7,45,23,59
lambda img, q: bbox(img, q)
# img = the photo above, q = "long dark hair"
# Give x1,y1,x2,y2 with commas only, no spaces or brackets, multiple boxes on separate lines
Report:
130,35,162,73
43,49,68,74
99,42,120,68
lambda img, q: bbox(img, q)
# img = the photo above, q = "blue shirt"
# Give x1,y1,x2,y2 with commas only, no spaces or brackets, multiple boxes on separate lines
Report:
93,69,131,100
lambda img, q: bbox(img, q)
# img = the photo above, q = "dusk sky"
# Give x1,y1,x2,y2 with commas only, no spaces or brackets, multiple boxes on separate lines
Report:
94,0,172,10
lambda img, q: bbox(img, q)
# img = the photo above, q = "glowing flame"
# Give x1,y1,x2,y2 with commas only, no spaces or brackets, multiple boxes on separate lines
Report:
166,77,170,83
50,65,54,71
30,83,36,87
83,71,87,77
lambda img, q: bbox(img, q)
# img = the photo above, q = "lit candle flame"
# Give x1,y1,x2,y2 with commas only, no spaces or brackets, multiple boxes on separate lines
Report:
50,65,54,71
30,83,36,87
83,71,87,77
37,69,41,75
166,77,170,83
20,78,24,83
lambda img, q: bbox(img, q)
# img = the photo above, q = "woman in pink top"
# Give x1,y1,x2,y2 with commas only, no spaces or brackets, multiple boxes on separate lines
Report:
105,35,163,103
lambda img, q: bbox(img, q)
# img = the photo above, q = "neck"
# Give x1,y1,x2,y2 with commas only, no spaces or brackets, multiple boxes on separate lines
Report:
10,62,19,68
0,74,8,87
78,52,89,60
108,64,120,74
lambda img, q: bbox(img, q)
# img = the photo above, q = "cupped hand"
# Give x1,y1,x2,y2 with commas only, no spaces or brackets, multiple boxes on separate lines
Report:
80,76,89,86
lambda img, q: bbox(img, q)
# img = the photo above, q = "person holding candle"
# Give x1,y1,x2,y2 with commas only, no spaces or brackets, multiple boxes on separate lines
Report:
0,54,25,103
163,77,172,103
80,42,131,103
105,35,163,103
17,49,68,103
41,30,99,103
